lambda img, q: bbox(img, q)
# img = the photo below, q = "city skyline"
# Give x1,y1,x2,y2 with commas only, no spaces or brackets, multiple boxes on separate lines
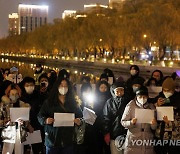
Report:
0,0,108,38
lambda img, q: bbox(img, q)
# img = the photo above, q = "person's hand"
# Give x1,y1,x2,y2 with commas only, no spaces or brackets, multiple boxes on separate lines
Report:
46,118,54,125
163,116,169,124
74,118,81,126
151,118,157,125
131,118,137,125
28,124,34,133
16,118,24,125
104,133,110,145
156,98,165,106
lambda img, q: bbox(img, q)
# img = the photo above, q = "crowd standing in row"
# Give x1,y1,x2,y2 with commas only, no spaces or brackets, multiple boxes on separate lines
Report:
0,64,179,154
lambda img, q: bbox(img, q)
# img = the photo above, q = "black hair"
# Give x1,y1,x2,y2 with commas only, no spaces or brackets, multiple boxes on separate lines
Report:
171,72,178,80
100,73,108,81
58,69,70,80
146,77,158,86
96,80,109,93
22,77,35,86
38,73,48,82
130,65,140,72
47,78,76,110
136,86,148,96
151,70,163,80
103,68,116,83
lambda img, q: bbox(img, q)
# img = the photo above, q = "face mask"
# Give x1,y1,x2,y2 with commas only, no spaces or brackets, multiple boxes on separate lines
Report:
58,87,68,95
40,81,49,88
163,92,173,98
130,70,137,76
9,95,19,103
25,86,35,94
137,97,147,105
133,86,139,93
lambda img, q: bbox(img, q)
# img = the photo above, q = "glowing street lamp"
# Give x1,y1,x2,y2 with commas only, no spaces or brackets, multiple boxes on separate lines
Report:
143,34,147,38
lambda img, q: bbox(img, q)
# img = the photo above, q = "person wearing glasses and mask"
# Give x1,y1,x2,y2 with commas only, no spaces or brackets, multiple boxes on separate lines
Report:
38,78,82,154
103,82,131,154
121,86,157,154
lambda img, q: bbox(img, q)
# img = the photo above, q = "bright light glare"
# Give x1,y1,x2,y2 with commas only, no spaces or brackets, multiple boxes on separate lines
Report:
83,93,95,105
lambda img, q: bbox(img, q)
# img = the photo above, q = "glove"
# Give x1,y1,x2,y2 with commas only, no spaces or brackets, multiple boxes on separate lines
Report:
104,133,110,145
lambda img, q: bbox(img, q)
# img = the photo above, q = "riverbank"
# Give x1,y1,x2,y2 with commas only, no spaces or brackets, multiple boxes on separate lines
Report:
0,55,179,79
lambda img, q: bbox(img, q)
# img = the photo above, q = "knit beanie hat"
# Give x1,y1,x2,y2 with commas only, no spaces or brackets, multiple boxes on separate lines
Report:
162,77,176,91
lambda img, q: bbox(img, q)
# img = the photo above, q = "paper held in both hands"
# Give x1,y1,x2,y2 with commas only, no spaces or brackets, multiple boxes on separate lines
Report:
135,109,154,124
54,113,75,127
10,107,30,122
156,106,174,121
83,107,97,125
135,107,174,123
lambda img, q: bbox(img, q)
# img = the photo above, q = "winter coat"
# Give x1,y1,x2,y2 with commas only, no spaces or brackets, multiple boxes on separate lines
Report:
152,91,180,140
38,99,82,148
103,85,131,140
20,90,41,130
121,99,157,154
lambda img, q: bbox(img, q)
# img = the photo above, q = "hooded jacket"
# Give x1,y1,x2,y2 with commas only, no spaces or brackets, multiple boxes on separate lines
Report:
103,82,131,140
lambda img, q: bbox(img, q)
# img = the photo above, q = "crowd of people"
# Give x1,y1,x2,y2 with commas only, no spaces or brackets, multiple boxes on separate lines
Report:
0,64,179,154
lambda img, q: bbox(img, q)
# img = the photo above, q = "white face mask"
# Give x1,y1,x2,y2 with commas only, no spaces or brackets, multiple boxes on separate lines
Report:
58,87,68,95
9,95,19,103
163,92,173,98
25,86,35,94
130,70,137,76
137,97,147,105
132,86,139,93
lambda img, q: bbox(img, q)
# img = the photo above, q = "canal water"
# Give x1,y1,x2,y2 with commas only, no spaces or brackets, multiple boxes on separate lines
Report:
0,58,99,83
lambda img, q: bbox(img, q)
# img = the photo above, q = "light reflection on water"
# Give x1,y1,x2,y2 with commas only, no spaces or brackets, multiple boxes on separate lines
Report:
0,58,98,83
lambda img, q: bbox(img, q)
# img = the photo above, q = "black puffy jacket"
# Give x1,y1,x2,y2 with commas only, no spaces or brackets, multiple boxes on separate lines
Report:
103,83,131,140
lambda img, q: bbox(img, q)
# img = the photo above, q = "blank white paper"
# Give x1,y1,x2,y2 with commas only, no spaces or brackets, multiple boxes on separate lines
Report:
53,113,75,127
135,108,154,124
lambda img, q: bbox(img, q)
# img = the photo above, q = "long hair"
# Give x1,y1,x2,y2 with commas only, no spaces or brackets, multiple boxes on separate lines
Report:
47,77,76,110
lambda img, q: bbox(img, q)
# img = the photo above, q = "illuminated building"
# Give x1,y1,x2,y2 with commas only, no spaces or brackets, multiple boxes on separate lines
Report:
62,10,77,19
109,0,126,9
18,4,48,34
84,4,108,13
8,13,19,36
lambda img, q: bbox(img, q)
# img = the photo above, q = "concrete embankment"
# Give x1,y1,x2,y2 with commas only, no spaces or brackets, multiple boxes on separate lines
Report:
0,55,179,79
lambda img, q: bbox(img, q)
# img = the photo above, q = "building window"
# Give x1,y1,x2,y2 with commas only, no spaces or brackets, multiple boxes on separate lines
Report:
26,16,28,32
35,17,37,27
40,17,42,26
44,17,47,24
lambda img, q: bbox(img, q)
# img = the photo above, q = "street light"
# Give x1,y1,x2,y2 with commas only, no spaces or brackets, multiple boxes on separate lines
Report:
143,34,147,38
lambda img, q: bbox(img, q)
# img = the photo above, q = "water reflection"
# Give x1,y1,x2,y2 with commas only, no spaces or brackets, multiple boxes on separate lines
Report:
0,58,98,84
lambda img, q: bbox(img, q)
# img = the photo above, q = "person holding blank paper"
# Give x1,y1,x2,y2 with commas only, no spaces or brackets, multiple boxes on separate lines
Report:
38,77,82,154
152,77,180,154
121,86,157,154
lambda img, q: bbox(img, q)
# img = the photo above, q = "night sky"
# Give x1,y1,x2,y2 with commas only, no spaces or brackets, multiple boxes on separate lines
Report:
0,0,108,38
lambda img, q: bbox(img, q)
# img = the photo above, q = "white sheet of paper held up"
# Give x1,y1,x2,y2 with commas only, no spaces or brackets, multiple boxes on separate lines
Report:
10,107,30,122
23,130,42,145
53,113,75,127
156,107,174,121
83,107,97,125
135,109,154,124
